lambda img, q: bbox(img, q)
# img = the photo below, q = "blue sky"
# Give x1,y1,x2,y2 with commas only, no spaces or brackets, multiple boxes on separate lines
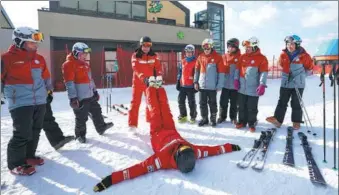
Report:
2,1,338,59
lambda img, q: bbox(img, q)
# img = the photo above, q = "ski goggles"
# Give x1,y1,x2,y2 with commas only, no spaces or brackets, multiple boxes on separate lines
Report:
82,48,92,53
14,31,44,42
31,32,44,42
242,40,252,47
202,43,212,50
141,42,152,47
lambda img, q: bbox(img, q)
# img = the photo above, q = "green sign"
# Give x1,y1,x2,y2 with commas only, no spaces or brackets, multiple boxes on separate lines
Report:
148,1,163,13
177,31,184,40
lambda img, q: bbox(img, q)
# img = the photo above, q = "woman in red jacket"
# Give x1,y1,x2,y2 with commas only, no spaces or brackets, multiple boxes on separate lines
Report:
93,86,241,192
129,36,162,132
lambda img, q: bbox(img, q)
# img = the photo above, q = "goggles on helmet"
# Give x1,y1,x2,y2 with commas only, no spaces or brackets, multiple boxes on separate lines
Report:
202,43,212,50
242,40,252,48
14,31,44,42
142,42,152,47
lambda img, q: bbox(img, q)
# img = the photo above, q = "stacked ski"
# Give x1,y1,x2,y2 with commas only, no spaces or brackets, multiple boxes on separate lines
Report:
298,132,327,185
237,128,276,170
112,104,128,115
252,128,277,171
283,126,295,167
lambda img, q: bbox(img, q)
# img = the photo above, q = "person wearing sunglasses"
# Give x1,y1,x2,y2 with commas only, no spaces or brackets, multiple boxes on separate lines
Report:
266,35,314,130
1,26,52,175
218,38,242,125
62,42,113,143
235,37,268,132
93,86,241,193
194,38,225,127
129,36,162,133
176,44,198,124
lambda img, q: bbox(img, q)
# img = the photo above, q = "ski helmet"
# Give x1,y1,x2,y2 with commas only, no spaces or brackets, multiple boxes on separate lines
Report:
242,37,259,48
184,44,195,52
72,42,91,59
284,35,302,45
227,38,240,48
140,36,152,47
175,145,196,173
12,26,44,48
202,38,214,50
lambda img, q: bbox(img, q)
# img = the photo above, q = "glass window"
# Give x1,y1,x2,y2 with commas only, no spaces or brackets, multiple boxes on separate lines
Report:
157,18,176,25
60,0,78,9
98,1,115,13
105,51,116,61
132,1,146,5
132,3,146,19
79,0,97,11
116,1,131,18
105,61,117,73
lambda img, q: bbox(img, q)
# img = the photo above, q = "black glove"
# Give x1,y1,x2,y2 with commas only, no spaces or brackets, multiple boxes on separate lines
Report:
70,98,80,109
176,80,181,91
144,77,149,87
47,90,53,103
232,144,241,151
93,91,100,101
93,175,112,192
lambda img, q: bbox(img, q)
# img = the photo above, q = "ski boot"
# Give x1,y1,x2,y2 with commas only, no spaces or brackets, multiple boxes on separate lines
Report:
10,164,36,176
266,116,281,128
217,117,226,124
76,136,87,143
189,118,196,124
235,122,245,129
98,122,114,135
210,114,217,127
292,122,300,130
26,156,44,166
53,135,75,150
248,125,256,133
178,116,188,123
198,118,209,127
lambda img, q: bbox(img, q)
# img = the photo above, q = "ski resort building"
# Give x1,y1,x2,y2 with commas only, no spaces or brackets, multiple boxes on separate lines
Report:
37,1,212,90
0,2,15,53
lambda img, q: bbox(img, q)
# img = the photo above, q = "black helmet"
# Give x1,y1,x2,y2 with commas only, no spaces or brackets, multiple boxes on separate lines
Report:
140,36,152,46
175,145,196,173
227,38,240,48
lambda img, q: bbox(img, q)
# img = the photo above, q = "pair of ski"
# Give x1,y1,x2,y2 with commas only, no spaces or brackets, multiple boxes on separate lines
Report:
112,104,128,115
237,128,277,171
283,127,327,185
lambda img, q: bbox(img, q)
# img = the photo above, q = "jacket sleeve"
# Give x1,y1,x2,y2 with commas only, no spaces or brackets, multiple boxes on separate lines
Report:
216,55,226,90
177,62,182,81
40,57,53,91
89,70,97,92
303,53,314,71
259,56,269,86
62,62,77,99
1,59,6,93
194,57,201,84
234,56,240,80
154,55,163,76
192,143,234,159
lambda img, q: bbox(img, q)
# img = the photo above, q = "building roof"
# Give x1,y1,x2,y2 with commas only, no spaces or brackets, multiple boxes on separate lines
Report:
0,2,15,28
314,39,338,56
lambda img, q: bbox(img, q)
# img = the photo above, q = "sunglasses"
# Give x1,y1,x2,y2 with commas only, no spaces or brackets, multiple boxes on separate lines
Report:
142,42,152,47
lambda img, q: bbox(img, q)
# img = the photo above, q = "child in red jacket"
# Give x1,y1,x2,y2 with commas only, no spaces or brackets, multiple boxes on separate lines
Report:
93,87,241,192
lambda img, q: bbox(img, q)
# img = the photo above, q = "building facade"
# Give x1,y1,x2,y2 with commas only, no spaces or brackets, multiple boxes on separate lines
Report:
194,2,225,54
0,2,15,53
38,0,210,89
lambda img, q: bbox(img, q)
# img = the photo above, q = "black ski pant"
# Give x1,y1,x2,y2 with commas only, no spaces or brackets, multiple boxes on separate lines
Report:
237,93,259,126
7,104,46,170
274,87,304,124
199,89,217,121
43,101,66,147
178,88,197,119
73,97,106,138
219,88,238,120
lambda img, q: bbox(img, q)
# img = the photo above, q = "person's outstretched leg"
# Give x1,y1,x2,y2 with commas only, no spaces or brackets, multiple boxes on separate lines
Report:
157,87,176,130
145,87,162,136
128,86,144,128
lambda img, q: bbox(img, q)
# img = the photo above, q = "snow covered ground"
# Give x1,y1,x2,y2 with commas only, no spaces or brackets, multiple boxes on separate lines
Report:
1,75,338,195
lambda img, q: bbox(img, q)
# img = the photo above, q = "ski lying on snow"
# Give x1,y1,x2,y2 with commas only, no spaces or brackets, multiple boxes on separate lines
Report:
112,104,128,115
298,132,327,185
283,126,295,167
237,131,267,168
251,128,277,171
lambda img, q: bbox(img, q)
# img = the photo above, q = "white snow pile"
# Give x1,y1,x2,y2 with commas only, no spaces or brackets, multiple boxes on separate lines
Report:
1,75,338,195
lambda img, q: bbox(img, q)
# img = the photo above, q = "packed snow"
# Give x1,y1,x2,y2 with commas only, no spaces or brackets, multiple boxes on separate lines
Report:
1,75,338,195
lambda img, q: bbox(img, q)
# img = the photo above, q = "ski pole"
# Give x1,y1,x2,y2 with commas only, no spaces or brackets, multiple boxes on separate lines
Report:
319,63,326,163
329,64,337,170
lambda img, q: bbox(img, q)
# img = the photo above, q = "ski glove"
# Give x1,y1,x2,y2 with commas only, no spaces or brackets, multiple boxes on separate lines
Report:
47,90,53,104
232,144,241,151
176,80,181,91
234,79,240,90
256,84,266,96
93,91,100,101
93,175,112,192
70,98,80,109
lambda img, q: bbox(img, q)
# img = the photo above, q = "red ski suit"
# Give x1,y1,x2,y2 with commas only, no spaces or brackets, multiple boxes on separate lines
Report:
128,51,162,127
105,87,236,187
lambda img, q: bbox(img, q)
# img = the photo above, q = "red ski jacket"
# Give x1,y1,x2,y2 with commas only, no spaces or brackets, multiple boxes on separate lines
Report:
94,87,239,192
